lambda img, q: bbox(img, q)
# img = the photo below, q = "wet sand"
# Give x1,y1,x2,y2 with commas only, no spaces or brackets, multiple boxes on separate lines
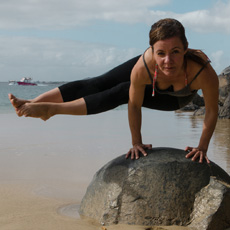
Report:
1,110,230,230
0,183,189,230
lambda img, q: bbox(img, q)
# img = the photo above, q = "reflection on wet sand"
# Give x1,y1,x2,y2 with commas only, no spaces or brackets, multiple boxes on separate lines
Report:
175,112,230,175
212,119,230,174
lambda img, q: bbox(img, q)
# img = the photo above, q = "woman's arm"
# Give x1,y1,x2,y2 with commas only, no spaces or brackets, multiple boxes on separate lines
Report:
126,66,152,160
185,63,219,163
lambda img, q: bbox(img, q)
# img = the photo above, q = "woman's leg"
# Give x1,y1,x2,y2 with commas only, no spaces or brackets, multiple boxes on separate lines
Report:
10,55,140,120
9,87,64,117
9,88,63,108
14,81,130,121
58,55,141,103
17,97,87,121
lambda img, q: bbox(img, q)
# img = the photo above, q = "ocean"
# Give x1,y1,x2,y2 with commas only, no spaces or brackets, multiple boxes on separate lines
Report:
0,81,230,229
1,80,230,175
0,82,62,114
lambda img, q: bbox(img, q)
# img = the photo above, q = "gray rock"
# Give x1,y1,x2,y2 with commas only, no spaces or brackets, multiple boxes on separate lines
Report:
79,148,230,228
221,66,230,76
180,102,200,112
188,177,230,230
188,67,230,119
218,73,230,119
219,75,230,102
178,94,204,112
193,107,205,116
192,93,205,107
219,93,230,119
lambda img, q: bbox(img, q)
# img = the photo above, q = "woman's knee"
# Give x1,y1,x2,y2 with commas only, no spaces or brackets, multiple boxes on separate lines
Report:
85,82,130,114
33,87,63,103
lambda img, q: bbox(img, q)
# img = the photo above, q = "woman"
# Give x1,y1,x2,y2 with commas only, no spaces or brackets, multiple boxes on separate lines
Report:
9,18,219,163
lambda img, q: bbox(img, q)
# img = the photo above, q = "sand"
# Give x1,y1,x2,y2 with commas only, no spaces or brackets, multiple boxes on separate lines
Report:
0,183,189,230
1,111,229,230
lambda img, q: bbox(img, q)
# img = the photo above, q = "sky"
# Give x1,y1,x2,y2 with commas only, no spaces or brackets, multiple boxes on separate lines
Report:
0,0,230,82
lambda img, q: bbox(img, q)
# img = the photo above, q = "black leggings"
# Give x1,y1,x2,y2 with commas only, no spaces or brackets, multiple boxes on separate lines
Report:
59,55,181,115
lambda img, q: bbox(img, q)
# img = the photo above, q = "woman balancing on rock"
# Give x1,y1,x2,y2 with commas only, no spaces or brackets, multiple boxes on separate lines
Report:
9,18,219,163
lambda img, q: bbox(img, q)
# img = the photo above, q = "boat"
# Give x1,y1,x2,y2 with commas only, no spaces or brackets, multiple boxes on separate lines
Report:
17,77,37,86
8,80,17,85
10,77,37,86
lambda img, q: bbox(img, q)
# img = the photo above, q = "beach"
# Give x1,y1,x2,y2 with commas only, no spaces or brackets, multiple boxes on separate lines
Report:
1,106,230,229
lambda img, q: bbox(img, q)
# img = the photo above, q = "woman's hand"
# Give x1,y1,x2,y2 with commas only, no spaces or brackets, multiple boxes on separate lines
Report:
185,146,210,164
126,143,152,160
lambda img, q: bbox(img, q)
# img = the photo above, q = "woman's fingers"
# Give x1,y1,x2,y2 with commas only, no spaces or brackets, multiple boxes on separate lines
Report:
185,146,210,164
126,144,152,160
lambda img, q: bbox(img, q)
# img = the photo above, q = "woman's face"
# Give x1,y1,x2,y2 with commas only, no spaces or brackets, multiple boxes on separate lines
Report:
153,36,187,77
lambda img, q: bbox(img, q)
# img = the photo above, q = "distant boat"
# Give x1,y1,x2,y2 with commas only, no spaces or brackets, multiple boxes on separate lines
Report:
9,77,37,86
8,80,17,85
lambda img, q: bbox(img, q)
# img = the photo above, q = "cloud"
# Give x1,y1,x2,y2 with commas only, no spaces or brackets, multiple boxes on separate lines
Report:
176,1,230,34
1,0,229,34
0,0,170,29
0,36,141,81
1,0,229,81
0,0,230,34
106,0,230,34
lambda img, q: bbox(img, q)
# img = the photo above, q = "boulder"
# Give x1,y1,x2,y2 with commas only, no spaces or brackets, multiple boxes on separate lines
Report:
219,73,230,101
192,93,205,107
193,107,205,116
79,148,230,229
179,102,200,112
219,93,230,119
188,177,230,230
179,66,230,119
218,73,230,119
194,70,230,119
220,66,230,76
179,93,204,112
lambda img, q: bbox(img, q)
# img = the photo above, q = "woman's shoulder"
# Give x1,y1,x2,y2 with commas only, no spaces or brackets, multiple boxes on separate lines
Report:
187,50,218,90
186,49,211,73
131,48,154,85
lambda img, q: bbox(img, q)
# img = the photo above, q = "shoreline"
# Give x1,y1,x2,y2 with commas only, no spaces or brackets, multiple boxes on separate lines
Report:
0,111,229,229
0,181,228,230
0,182,102,230
0,182,190,230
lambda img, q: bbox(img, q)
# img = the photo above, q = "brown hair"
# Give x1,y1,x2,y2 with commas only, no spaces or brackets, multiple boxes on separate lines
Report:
149,18,207,66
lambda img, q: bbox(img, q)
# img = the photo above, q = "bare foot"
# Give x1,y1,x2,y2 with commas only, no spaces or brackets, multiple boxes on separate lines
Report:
8,94,31,117
8,94,30,109
19,103,53,121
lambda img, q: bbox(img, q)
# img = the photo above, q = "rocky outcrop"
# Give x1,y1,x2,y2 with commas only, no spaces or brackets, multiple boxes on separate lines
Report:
182,66,230,119
218,72,230,118
79,148,230,229
179,94,204,112
188,177,230,230
221,66,230,76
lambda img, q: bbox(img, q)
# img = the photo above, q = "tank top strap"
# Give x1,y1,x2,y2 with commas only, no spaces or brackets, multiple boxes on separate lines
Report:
142,49,153,84
188,60,211,86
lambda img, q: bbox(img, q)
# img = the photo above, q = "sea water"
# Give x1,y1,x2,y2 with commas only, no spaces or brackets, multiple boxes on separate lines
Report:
1,81,230,175
0,82,62,114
